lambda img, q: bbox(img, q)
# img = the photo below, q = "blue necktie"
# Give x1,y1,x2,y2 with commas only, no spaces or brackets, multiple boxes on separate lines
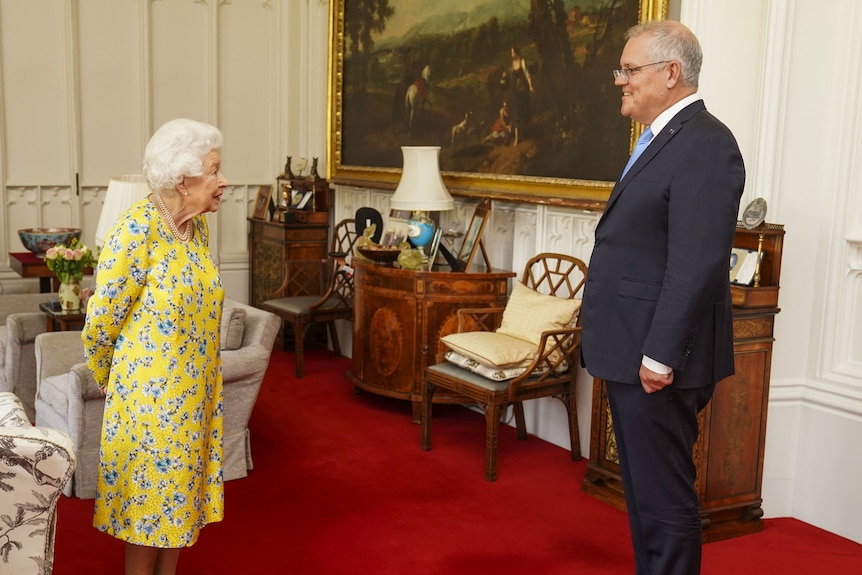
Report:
621,127,653,179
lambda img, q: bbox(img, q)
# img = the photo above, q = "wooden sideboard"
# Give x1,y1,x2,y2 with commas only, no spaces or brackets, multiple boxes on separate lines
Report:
247,218,329,307
347,260,515,423
582,222,785,542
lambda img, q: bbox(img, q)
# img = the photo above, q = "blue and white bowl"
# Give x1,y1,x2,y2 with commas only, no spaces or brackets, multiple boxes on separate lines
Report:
17,228,82,258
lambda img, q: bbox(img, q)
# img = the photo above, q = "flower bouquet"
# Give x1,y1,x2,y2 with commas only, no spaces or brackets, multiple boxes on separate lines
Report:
45,238,97,311
44,238,97,284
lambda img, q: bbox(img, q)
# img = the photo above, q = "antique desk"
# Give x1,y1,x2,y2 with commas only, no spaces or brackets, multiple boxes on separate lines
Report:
347,260,515,423
582,222,785,542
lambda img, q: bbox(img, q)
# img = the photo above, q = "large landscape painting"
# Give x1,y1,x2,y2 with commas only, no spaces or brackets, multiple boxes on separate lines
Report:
328,0,666,203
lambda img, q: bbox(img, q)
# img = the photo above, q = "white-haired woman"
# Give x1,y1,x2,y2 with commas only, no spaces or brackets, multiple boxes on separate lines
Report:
82,118,228,575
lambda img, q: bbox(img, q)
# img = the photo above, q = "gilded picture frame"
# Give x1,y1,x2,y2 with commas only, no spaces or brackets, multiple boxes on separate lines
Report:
327,0,668,209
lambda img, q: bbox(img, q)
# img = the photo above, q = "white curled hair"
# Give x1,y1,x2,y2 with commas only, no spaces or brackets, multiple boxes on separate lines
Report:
142,119,224,194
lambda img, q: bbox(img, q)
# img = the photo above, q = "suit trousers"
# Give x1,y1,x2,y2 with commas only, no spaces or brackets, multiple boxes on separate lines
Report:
605,380,715,575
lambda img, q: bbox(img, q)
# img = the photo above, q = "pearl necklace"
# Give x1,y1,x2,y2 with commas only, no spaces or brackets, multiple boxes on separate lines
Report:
153,193,192,242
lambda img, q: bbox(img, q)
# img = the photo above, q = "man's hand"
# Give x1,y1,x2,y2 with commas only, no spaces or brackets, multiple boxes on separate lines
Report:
640,363,674,393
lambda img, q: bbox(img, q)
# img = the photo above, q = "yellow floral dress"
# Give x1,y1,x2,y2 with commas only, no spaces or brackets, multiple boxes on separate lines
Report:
82,199,224,548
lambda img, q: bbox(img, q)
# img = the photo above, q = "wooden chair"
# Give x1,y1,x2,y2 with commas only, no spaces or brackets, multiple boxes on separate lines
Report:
261,218,358,378
421,252,587,481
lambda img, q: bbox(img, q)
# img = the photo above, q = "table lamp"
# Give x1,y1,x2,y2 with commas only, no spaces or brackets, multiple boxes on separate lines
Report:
95,175,151,248
388,146,454,252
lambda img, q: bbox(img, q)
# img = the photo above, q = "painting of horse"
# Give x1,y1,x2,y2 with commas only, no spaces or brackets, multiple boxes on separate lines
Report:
402,64,431,136
331,0,665,202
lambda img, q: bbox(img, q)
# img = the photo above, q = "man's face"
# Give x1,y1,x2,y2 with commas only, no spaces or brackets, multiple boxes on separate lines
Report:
616,33,671,126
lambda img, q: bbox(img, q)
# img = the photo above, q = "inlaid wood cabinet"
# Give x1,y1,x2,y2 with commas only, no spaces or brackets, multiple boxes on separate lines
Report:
347,260,515,423
582,222,785,542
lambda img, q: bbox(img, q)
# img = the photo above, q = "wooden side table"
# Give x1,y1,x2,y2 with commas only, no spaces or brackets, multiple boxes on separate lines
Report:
39,302,86,332
347,260,515,423
9,252,93,293
10,252,57,293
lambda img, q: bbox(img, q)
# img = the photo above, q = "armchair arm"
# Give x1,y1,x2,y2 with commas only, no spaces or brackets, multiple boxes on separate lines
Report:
71,363,104,401
34,331,86,381
506,326,582,400
221,306,281,386
6,312,47,344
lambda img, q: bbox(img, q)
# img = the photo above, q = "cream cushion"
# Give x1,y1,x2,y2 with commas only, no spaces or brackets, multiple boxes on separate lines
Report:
439,282,581,381
440,331,537,369
443,349,553,382
496,282,581,346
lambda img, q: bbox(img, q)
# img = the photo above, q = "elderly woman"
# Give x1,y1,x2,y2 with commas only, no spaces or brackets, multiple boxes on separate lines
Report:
82,118,228,575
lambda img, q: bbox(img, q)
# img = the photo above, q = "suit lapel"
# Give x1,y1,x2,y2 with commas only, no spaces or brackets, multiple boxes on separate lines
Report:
603,101,706,217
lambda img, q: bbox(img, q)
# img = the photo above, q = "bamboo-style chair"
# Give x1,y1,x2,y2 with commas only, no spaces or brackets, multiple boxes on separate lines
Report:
422,252,587,481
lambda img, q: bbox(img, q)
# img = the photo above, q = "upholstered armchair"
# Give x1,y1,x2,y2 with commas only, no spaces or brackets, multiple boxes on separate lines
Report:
34,298,280,498
0,292,54,423
0,391,76,575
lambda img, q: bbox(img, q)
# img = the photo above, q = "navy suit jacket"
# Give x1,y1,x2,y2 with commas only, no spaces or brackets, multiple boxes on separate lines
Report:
581,100,745,388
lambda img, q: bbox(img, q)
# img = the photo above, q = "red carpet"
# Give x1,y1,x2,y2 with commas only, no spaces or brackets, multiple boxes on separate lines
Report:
54,349,861,574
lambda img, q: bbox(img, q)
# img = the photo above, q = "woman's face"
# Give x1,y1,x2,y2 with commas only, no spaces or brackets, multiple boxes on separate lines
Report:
180,150,227,214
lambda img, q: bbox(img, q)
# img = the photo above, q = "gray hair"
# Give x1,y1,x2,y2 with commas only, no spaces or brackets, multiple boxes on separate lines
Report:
142,119,224,194
626,21,702,89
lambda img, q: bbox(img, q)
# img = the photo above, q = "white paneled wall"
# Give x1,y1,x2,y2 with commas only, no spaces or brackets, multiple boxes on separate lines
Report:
0,0,327,303
1,0,861,544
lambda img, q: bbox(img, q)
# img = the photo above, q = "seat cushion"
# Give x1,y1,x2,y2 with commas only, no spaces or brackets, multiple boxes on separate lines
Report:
263,295,333,315
439,283,579,381
443,350,542,382
440,331,537,369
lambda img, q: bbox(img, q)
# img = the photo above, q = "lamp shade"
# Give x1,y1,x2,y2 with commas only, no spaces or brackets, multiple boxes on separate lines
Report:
95,175,151,247
389,146,454,212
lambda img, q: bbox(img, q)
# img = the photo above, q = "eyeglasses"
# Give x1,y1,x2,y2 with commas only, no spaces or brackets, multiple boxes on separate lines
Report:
612,61,671,82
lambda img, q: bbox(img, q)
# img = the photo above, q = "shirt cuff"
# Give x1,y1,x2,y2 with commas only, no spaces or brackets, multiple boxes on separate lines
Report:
642,355,672,375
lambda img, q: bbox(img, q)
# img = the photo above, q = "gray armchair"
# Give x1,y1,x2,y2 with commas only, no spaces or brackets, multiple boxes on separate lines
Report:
34,298,280,498
0,292,52,422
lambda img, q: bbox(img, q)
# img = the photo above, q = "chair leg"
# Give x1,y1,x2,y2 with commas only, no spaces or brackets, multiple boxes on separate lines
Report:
294,322,308,378
327,320,342,357
513,402,527,440
421,381,436,451
485,403,502,481
566,391,581,460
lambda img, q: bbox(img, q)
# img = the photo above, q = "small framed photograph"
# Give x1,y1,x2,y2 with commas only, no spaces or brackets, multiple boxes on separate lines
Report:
427,227,443,266
289,190,302,207
253,185,273,220
457,197,492,270
296,190,314,210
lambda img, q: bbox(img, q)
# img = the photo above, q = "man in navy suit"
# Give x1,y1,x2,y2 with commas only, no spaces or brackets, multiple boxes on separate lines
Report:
581,20,745,574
